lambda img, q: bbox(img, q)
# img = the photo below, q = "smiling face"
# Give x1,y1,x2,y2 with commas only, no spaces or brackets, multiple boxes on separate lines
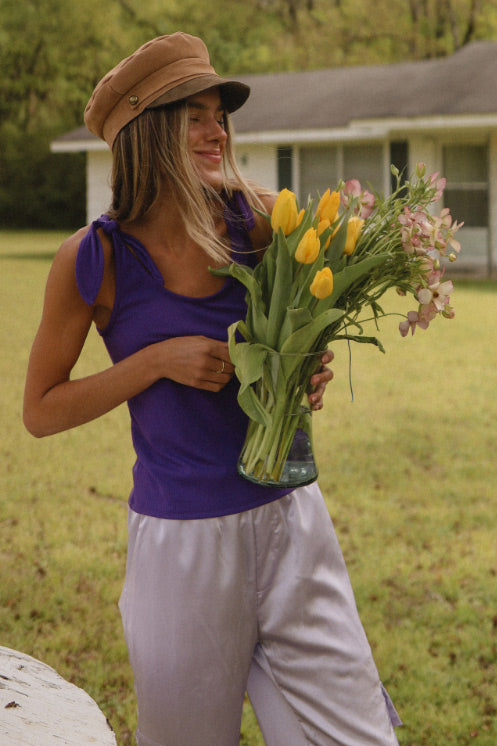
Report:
186,87,228,191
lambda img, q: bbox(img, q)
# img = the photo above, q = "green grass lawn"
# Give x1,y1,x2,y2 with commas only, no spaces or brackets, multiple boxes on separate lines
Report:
1,231,496,745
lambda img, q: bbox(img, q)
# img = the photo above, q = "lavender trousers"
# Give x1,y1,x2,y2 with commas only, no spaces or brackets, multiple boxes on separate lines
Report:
119,482,401,746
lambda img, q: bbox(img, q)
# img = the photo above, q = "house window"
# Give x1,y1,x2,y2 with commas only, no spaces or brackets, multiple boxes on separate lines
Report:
442,144,488,228
343,144,383,192
277,147,293,191
390,141,409,192
298,143,384,203
299,146,339,202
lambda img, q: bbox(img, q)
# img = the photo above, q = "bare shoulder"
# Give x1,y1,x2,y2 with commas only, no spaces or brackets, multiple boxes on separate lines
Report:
51,224,113,288
256,190,277,215
43,226,95,313
52,225,90,268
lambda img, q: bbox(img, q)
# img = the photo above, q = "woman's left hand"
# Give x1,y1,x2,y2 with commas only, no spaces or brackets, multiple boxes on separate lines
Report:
307,349,334,411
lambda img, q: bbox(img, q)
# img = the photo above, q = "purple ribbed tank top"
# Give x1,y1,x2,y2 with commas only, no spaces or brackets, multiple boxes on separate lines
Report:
75,193,292,518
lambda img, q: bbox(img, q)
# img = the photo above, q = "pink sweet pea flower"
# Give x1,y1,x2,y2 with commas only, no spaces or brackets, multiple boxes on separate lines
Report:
343,179,362,198
440,210,464,254
423,209,463,256
420,252,442,278
448,236,462,254
418,303,438,325
398,207,434,255
428,172,447,202
417,279,453,312
399,310,430,337
342,179,376,218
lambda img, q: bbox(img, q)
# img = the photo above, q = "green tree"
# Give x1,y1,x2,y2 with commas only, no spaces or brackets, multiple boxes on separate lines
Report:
0,0,138,228
1,0,497,228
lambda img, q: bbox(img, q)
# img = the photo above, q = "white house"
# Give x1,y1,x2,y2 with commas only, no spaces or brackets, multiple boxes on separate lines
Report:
52,40,497,274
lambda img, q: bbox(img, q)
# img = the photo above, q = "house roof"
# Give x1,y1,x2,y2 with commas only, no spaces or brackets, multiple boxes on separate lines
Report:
52,40,497,151
232,40,497,131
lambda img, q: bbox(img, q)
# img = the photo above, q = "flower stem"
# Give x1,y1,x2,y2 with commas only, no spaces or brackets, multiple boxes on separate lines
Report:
238,353,318,483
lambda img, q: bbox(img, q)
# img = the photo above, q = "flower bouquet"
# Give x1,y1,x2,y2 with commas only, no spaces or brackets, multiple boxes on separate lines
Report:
212,164,462,487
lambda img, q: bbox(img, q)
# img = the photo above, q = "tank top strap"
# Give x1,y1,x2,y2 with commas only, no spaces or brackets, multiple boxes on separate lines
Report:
76,194,256,306
75,215,163,305
229,191,256,231
224,191,258,268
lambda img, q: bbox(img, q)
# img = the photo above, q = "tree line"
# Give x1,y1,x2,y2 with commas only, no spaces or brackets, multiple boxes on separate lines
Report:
1,0,496,229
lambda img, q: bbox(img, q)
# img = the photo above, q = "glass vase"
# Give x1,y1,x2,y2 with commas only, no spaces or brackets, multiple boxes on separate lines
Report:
237,405,318,487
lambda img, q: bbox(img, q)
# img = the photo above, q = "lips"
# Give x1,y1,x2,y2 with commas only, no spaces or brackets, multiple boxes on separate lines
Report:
195,150,222,163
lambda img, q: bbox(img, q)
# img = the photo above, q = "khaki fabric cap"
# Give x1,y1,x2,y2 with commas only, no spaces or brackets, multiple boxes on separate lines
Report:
84,32,250,148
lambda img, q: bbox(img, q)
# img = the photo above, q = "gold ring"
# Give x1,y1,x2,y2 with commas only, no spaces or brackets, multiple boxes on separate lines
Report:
218,360,225,374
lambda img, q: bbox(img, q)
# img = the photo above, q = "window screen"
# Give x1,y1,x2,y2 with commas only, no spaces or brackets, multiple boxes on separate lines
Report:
442,144,488,228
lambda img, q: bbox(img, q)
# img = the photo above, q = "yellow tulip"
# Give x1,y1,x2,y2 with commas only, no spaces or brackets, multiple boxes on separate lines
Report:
310,267,334,299
344,216,364,256
317,219,330,235
271,189,302,235
316,189,340,224
318,219,332,250
295,227,321,264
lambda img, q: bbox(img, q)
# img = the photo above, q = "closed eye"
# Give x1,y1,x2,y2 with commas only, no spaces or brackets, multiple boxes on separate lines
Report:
187,101,226,125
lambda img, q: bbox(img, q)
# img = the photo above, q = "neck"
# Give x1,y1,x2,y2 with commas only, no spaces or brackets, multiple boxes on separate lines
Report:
122,191,185,253
120,178,229,258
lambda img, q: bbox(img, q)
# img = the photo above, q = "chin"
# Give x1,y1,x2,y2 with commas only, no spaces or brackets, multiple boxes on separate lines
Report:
200,172,225,193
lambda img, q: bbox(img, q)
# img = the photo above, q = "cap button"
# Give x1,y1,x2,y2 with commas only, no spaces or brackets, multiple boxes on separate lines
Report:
128,94,139,106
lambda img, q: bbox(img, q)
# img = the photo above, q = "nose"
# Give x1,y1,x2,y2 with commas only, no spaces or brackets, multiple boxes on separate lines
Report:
205,116,227,142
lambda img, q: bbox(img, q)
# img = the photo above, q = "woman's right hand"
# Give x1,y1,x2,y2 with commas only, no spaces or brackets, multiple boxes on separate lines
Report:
155,336,234,392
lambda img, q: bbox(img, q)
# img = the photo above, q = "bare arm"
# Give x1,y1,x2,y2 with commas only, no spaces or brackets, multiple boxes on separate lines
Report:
23,236,233,438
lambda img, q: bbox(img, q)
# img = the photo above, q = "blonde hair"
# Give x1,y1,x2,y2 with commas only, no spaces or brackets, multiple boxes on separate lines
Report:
109,102,264,263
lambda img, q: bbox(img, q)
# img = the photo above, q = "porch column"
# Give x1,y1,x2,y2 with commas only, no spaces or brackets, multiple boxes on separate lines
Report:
488,133,497,277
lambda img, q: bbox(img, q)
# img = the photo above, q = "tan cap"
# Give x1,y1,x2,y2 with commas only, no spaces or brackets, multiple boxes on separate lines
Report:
84,32,250,148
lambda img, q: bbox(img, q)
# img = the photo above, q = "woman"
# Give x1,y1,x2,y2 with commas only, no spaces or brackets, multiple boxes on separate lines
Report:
24,32,400,746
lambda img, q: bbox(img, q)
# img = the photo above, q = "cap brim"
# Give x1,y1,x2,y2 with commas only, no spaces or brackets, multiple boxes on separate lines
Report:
147,75,250,113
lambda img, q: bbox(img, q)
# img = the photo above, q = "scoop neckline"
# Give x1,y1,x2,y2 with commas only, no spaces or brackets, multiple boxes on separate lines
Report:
118,227,233,302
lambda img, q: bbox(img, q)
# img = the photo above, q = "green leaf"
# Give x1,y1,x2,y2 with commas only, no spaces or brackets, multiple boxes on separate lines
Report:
325,216,349,269
237,386,271,426
331,333,386,353
266,230,294,348
230,341,269,385
277,306,312,349
292,248,325,309
211,262,260,305
318,254,389,313
278,308,345,378
260,234,277,297
228,324,272,425
231,319,251,343
213,263,269,342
